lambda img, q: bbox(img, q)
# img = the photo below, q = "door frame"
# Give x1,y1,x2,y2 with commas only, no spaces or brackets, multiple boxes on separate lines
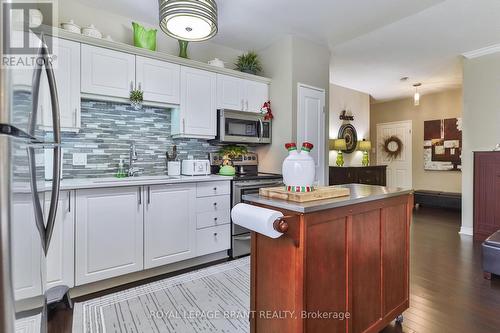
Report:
297,83,327,185
376,120,412,188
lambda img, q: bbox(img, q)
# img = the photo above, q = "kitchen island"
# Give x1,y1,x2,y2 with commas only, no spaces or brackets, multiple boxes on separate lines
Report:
242,184,413,333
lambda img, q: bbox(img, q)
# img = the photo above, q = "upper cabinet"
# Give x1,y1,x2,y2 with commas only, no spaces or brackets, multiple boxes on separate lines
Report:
172,66,217,139
135,56,180,105
40,38,81,131
217,74,269,113
81,44,135,99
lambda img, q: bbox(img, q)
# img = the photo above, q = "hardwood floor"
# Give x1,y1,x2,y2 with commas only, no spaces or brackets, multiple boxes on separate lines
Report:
48,207,500,333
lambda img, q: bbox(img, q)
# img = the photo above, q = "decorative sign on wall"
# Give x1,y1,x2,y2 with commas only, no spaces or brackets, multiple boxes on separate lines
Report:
423,118,462,171
339,110,354,121
338,124,358,154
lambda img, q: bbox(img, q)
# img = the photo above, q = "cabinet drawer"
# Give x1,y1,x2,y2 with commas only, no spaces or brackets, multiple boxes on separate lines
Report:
196,225,230,256
196,181,230,197
196,195,230,213
197,211,230,229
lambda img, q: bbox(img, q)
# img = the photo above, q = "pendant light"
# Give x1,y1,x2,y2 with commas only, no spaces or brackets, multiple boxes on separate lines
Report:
413,83,421,106
158,0,218,42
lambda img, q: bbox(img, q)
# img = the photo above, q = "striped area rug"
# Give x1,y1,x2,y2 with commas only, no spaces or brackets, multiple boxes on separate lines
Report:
72,257,250,333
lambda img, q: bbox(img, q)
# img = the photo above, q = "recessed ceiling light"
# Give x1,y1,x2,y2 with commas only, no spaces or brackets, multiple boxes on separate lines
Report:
400,76,409,81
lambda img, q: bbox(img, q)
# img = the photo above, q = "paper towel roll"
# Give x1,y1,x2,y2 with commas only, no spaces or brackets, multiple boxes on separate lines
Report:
231,203,284,239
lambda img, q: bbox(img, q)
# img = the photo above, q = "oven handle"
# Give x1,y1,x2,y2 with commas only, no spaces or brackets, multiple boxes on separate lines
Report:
234,235,251,241
233,181,283,188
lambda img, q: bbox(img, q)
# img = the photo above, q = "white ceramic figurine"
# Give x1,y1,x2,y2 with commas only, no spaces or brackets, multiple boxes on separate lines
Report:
282,142,315,192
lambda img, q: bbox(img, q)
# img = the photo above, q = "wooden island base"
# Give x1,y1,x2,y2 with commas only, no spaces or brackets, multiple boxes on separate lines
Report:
249,193,413,333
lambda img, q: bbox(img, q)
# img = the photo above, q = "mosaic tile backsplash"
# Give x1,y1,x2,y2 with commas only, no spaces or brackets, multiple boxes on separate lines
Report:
55,100,219,179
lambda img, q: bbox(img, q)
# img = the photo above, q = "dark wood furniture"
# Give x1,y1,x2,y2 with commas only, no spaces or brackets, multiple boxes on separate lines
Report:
474,152,500,241
414,190,461,210
250,194,413,333
329,166,387,186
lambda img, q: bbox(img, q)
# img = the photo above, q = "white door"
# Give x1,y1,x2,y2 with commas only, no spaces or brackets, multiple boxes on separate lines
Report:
216,74,244,110
297,84,326,185
40,38,81,131
81,44,135,98
75,187,143,285
376,120,412,189
136,56,180,105
46,191,75,289
144,184,196,269
180,66,217,137
244,80,268,113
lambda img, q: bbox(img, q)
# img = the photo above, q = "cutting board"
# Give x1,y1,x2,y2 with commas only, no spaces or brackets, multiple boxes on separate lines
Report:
259,186,350,202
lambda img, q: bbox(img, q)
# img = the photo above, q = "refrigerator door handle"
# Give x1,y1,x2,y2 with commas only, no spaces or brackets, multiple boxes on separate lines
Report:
26,33,62,255
43,34,62,254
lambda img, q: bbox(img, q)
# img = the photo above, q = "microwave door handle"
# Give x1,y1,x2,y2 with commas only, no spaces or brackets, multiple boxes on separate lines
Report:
258,118,263,142
42,37,62,254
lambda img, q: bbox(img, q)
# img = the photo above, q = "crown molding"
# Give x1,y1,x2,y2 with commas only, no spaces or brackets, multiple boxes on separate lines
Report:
463,43,500,59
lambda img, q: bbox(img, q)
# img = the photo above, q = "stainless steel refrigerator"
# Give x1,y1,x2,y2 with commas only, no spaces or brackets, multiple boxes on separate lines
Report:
0,11,62,333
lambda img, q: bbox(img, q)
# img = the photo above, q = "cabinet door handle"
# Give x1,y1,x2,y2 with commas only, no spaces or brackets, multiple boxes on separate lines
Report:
138,82,142,91
213,232,218,237
68,191,71,213
245,100,249,111
214,217,218,224
241,99,244,111
213,202,217,207
182,118,186,133
213,187,217,191
130,81,134,91
147,186,151,205
138,187,142,205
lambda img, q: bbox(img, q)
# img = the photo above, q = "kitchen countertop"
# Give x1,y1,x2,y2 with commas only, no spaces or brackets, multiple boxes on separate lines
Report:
13,174,233,193
242,183,413,213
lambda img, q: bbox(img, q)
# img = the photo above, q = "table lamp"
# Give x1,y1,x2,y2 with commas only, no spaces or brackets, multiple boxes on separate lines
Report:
358,139,372,166
329,139,347,166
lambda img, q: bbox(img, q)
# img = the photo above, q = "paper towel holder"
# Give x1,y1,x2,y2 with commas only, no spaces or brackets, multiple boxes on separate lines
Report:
273,216,292,234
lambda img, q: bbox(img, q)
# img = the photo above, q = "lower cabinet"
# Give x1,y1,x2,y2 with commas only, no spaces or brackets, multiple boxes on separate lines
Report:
46,191,75,289
196,225,231,257
144,184,196,269
75,187,144,285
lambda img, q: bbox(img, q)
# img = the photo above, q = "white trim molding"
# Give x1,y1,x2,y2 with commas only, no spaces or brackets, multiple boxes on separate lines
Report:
463,43,500,59
459,226,473,236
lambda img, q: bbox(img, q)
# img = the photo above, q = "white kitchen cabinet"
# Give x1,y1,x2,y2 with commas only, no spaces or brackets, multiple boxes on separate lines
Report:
75,187,143,285
217,74,269,112
136,56,180,105
46,190,75,289
40,38,81,131
172,66,217,139
144,184,196,269
217,74,245,110
244,80,269,113
196,225,231,257
12,193,43,299
81,44,135,99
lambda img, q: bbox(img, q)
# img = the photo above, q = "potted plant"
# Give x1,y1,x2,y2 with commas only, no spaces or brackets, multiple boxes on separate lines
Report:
129,89,143,110
218,145,248,176
235,51,262,75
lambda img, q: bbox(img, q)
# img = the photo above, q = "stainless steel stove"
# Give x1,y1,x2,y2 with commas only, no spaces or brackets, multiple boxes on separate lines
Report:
210,152,283,258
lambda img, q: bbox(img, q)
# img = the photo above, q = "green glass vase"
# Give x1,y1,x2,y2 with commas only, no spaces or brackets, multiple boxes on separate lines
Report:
336,151,345,167
178,40,189,59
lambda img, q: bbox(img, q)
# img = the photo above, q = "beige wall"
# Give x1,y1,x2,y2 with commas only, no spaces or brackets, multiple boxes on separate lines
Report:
370,89,462,193
329,84,370,166
461,53,500,235
256,36,330,180
57,0,242,64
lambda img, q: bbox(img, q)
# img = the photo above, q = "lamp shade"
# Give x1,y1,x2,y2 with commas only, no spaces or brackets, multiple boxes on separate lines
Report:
159,0,218,42
329,139,347,151
358,140,372,151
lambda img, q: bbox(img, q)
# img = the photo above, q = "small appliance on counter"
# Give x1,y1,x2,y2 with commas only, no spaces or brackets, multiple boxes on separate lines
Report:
181,159,210,176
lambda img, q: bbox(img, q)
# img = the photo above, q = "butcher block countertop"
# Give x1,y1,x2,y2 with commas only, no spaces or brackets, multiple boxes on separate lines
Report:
243,183,412,213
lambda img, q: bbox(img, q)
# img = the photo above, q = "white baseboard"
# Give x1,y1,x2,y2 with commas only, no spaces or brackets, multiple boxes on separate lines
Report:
459,226,473,236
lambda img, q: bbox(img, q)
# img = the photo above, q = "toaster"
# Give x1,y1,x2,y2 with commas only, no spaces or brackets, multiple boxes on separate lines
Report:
181,160,210,176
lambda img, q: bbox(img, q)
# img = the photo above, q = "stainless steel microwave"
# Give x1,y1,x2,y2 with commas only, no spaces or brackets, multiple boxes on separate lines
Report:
213,109,271,144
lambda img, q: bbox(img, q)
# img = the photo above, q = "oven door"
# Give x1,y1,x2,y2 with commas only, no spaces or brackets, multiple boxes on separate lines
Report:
219,110,271,144
232,180,283,236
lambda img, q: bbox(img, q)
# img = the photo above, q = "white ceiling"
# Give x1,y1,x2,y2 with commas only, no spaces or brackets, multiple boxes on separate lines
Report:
75,0,500,101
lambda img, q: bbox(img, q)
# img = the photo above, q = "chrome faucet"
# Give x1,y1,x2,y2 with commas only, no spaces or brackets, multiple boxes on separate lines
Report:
128,143,141,177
